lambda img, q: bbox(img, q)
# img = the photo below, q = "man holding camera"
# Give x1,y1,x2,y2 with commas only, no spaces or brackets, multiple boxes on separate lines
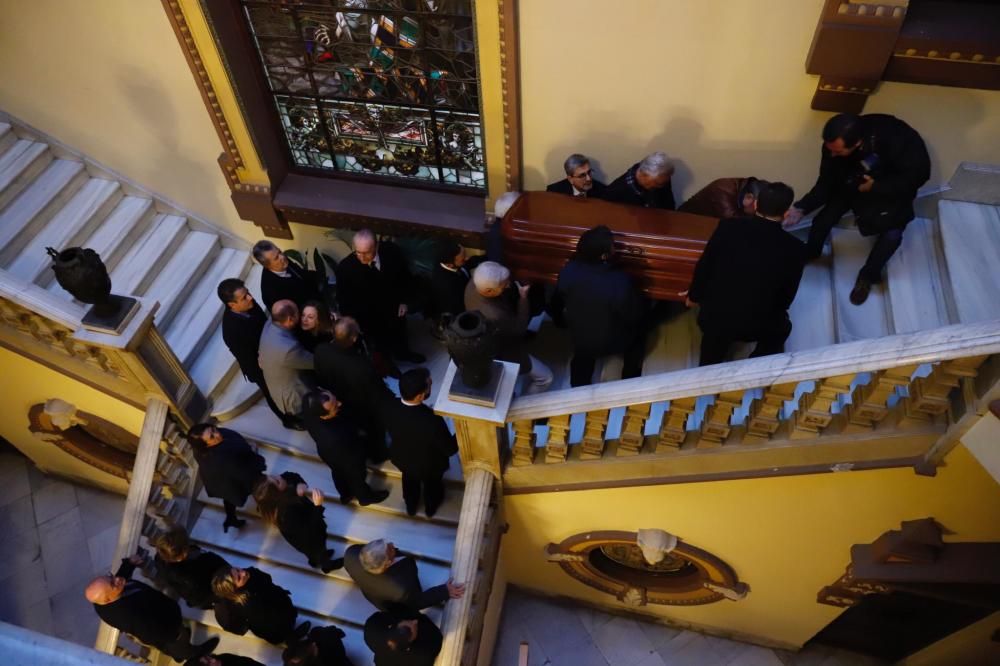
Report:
784,113,930,305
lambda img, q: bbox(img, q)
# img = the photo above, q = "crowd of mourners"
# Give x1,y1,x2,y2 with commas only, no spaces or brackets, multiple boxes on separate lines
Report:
82,112,930,665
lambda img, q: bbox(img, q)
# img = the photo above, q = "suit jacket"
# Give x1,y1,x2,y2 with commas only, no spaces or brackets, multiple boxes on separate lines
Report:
274,471,330,566
302,625,353,666
545,178,607,198
688,215,807,336
304,410,367,477
463,281,532,370
344,544,449,612
364,609,442,666
154,546,229,608
214,656,266,666
259,321,314,416
336,241,411,338
94,559,182,650
795,114,930,234
426,264,470,320
193,428,266,506
604,163,676,210
222,304,268,382
384,401,457,479
260,261,321,311
552,259,646,356
314,342,394,424
214,567,296,645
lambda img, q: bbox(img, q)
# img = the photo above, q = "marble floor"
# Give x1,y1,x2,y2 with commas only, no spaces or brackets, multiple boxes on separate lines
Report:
491,587,886,666
0,442,125,648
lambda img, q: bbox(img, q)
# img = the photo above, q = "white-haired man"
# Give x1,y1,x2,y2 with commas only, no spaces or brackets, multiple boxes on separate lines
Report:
464,261,553,394
343,539,464,612
605,151,677,210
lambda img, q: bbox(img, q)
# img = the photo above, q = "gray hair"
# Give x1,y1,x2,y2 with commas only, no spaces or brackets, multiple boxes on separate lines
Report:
472,261,510,292
359,539,392,573
563,153,589,176
493,191,521,221
638,152,674,178
352,228,376,248
252,239,279,264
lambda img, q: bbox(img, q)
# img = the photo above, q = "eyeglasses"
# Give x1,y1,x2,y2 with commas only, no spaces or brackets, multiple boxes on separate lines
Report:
570,169,593,180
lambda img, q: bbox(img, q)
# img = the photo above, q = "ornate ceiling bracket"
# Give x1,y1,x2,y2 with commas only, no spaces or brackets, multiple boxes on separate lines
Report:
545,530,748,607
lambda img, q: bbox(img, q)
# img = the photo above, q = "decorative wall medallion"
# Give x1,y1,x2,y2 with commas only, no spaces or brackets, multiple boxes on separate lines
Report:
28,399,138,479
545,530,748,606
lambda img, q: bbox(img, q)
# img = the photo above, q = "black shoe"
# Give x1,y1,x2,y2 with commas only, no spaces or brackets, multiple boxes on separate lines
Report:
282,417,306,431
191,636,219,660
405,504,418,517
395,350,426,364
222,517,246,533
292,621,312,641
425,503,441,519
850,276,872,305
321,558,344,573
359,489,390,506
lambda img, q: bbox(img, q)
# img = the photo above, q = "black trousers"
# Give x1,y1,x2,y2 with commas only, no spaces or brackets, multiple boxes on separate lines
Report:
698,316,792,367
569,329,648,387
324,455,381,504
157,625,200,662
806,197,908,283
402,472,446,517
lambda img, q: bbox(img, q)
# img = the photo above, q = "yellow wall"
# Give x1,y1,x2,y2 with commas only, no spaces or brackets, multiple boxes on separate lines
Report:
0,347,145,494
518,0,1000,199
500,443,1000,648
0,0,253,239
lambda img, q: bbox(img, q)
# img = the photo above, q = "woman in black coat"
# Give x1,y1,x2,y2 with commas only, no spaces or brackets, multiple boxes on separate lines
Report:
211,566,308,645
152,526,229,609
253,472,343,573
282,625,355,666
188,424,266,532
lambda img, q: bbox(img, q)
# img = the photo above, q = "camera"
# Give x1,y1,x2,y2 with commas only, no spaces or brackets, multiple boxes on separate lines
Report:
847,152,880,189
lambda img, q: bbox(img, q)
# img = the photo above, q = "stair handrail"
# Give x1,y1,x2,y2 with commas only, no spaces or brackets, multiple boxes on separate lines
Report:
507,319,1000,422
2,621,131,666
0,267,87,328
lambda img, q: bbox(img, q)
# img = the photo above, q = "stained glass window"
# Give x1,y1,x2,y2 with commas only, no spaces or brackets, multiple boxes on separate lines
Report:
241,0,485,190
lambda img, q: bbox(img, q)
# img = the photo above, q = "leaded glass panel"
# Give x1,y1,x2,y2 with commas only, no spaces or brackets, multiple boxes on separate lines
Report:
242,0,484,190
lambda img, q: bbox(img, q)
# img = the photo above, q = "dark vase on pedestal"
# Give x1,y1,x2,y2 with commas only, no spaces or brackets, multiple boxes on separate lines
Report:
442,310,498,388
46,246,139,334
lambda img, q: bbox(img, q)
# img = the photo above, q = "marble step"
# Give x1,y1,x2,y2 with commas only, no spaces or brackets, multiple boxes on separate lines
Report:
829,228,892,343
198,487,458,565
144,230,220,330
0,159,87,267
886,217,951,334
109,213,188,297
190,325,241,401
210,374,262,421
253,439,462,526
640,305,701,375
188,608,374,666
939,200,1000,324
0,140,51,211
189,507,448,627
223,402,465,486
786,247,836,352
7,178,122,284
0,123,15,156
164,247,251,365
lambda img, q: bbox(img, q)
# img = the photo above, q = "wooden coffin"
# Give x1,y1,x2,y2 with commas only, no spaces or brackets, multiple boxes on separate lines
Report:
500,192,719,301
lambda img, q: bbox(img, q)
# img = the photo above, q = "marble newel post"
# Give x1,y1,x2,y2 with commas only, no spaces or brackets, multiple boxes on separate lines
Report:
433,359,520,665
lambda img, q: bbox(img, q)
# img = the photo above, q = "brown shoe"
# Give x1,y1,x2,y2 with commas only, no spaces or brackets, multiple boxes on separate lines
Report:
850,276,872,305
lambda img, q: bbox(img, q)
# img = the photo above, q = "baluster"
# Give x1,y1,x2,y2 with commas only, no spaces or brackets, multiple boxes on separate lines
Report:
843,365,917,431
698,391,744,448
789,374,854,439
544,414,572,464
899,356,989,424
743,383,796,444
617,403,651,456
579,409,610,459
510,420,537,466
657,397,695,451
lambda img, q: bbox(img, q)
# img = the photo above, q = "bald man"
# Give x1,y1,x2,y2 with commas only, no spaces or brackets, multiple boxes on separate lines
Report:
87,552,218,661
258,299,315,427
335,229,424,365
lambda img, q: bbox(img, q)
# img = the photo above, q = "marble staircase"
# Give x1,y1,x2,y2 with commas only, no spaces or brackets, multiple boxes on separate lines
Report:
0,115,260,419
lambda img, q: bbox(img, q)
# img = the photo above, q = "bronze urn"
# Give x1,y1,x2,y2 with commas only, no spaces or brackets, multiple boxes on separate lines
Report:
441,310,504,407
46,246,139,334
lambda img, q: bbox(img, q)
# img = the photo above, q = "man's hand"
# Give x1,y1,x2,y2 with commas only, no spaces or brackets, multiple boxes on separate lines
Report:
516,282,530,299
858,175,875,193
310,488,324,506
398,303,408,317
446,579,466,599
783,207,804,228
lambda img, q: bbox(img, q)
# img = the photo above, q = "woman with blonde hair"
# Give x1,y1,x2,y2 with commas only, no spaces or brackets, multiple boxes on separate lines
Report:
211,565,308,645
253,471,343,573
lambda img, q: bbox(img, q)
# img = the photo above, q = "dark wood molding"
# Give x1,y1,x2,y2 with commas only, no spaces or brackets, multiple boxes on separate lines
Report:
498,0,522,192
27,404,136,480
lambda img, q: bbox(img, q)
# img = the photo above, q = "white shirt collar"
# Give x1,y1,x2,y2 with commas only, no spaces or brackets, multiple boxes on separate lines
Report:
401,398,422,407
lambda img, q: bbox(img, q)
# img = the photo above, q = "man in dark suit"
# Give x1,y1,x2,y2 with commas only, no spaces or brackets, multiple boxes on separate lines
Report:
314,317,392,463
253,240,323,311
546,153,607,199
86,552,219,662
364,608,442,666
344,539,464,612
335,229,424,364
218,278,297,429
302,388,389,506
685,182,807,366
604,151,677,210
383,368,457,517
784,113,930,305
